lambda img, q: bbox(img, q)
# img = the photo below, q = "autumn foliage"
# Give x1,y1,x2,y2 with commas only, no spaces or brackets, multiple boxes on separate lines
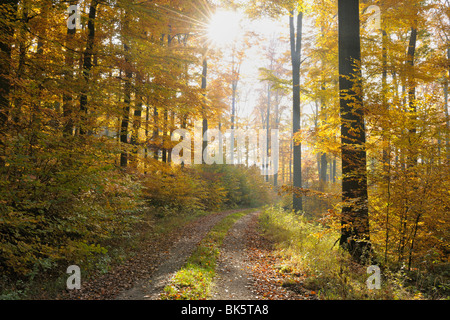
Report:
0,0,274,283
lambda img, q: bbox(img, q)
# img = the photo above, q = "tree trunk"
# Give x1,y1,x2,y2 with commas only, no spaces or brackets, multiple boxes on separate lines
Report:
162,109,168,163
408,212,422,270
382,29,390,174
168,111,175,164
79,0,98,136
131,73,143,168
0,0,18,162
153,106,159,160
446,48,450,160
290,10,303,212
320,153,327,187
120,12,132,168
63,3,77,137
201,52,208,165
266,81,271,182
144,102,150,173
407,27,418,168
338,0,371,262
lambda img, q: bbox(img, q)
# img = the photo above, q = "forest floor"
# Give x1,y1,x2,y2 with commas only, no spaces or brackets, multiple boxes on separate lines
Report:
58,208,316,300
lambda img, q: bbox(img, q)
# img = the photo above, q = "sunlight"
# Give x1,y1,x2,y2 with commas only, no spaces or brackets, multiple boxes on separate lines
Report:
207,9,243,47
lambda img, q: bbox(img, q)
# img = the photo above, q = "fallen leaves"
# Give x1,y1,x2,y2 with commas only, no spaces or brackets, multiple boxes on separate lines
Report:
56,221,188,300
244,213,318,300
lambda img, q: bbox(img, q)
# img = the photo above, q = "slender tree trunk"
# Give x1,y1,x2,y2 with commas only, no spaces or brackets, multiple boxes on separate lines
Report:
13,0,29,125
230,45,242,165
408,212,422,271
162,109,168,163
219,120,224,164
381,28,392,265
168,111,175,164
120,70,132,167
382,29,390,173
320,153,327,186
120,12,132,168
201,51,208,165
338,0,371,262
0,0,18,163
63,4,77,137
131,73,143,168
290,10,303,212
319,94,328,190
153,106,159,160
332,157,337,183
266,81,271,182
407,27,418,168
319,79,328,190
446,48,450,160
144,102,150,173
274,90,280,187
79,0,98,136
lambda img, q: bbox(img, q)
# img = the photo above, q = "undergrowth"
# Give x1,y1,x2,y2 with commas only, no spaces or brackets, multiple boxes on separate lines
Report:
0,160,273,300
258,205,449,300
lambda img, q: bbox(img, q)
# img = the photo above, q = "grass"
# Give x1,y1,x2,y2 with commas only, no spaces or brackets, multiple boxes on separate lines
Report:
160,209,255,300
257,205,434,300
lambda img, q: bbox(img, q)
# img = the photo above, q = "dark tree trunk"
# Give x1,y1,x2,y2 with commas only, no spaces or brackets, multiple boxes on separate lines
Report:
162,109,168,163
63,2,77,136
407,27,418,168
131,73,144,168
79,0,98,136
444,48,450,160
153,106,159,160
381,29,390,173
0,0,18,159
120,12,132,168
290,11,303,212
338,0,371,262
120,67,132,168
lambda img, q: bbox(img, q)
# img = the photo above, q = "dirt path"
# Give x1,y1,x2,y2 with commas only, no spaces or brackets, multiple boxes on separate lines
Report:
210,211,260,300
116,209,243,300
210,211,311,300
59,208,310,301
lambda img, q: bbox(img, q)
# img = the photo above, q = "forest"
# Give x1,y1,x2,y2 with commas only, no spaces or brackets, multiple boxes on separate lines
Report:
0,0,449,301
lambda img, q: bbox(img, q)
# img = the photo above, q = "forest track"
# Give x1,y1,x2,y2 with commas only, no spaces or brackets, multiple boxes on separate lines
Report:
59,207,308,300
116,209,246,300
211,210,310,300
210,211,260,300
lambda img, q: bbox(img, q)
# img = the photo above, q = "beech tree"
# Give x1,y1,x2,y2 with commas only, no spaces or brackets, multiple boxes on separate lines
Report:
338,0,371,261
244,0,305,211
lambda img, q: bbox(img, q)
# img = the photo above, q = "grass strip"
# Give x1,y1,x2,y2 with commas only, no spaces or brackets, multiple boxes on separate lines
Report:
160,209,255,300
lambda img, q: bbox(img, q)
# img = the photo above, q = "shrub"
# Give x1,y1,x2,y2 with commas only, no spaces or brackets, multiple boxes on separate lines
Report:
142,163,274,216
0,134,143,278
